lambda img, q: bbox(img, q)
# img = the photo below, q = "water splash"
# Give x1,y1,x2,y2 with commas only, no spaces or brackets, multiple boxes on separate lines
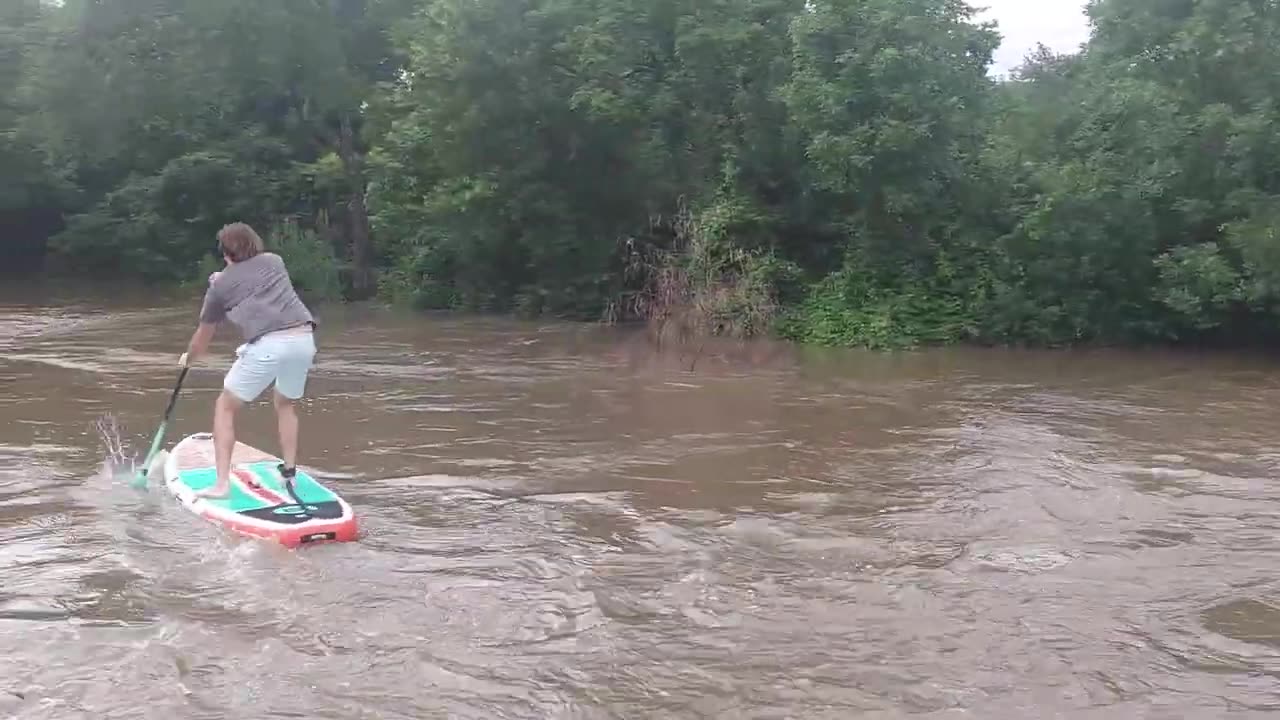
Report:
95,414,139,482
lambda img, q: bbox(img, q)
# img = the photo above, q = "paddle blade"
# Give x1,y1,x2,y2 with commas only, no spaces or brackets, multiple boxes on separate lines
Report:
132,449,168,488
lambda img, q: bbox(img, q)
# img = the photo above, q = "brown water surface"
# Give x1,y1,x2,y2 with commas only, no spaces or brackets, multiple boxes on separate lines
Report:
3,281,1280,718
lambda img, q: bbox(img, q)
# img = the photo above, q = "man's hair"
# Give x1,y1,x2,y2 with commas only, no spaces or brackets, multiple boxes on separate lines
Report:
217,222,265,263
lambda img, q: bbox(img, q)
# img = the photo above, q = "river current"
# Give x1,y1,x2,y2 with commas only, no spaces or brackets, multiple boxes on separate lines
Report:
2,284,1280,718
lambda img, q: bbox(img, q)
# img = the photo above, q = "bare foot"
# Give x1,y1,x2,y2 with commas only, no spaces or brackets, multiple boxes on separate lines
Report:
196,484,231,500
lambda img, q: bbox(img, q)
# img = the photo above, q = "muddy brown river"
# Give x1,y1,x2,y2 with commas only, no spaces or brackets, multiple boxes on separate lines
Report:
3,281,1280,718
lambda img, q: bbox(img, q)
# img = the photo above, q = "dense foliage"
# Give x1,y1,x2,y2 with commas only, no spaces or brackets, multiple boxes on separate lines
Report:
3,0,1280,347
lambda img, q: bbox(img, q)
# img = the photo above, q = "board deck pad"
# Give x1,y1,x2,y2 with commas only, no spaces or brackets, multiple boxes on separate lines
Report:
164,433,358,547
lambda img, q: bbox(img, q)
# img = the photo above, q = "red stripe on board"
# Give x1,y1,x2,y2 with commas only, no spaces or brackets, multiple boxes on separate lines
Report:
232,468,291,506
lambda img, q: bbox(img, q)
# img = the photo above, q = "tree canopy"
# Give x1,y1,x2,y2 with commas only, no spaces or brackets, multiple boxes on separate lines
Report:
4,0,1279,347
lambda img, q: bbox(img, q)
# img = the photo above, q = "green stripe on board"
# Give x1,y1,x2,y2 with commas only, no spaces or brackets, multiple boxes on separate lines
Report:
176,463,341,515
175,468,273,513
244,463,339,504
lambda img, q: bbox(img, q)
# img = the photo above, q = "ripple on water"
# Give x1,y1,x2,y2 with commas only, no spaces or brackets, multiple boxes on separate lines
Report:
12,301,1280,716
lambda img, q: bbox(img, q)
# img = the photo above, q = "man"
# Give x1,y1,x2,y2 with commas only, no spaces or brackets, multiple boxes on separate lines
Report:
180,222,318,500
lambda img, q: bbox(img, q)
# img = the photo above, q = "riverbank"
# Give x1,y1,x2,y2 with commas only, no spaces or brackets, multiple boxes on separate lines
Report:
9,270,1280,372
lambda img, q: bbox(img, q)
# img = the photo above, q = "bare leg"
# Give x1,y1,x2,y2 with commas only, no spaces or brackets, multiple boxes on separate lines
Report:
274,390,299,471
198,391,242,499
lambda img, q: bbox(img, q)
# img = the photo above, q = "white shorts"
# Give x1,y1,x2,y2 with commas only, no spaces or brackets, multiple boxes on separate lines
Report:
223,330,317,403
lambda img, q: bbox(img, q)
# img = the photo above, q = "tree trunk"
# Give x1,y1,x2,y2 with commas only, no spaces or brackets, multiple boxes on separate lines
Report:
337,115,374,299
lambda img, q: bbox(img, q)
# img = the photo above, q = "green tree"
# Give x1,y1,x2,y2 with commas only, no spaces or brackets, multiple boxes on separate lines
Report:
9,0,1280,351
20,0,416,289
0,0,71,270
984,0,1280,344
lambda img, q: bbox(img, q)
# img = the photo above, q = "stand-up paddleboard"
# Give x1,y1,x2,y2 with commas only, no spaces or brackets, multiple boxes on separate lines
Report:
160,433,358,548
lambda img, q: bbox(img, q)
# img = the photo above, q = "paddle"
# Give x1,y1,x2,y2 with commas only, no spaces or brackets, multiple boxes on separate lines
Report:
132,365,190,488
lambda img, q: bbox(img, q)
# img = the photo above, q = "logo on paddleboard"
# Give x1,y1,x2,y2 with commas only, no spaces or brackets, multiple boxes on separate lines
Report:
272,505,318,515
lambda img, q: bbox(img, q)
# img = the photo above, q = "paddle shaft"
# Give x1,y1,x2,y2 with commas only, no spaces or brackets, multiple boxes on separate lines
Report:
134,366,190,486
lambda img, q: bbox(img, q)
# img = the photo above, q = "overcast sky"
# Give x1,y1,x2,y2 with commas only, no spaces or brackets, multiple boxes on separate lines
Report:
976,0,1092,75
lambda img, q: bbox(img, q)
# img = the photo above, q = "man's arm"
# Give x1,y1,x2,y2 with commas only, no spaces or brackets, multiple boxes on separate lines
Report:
180,284,224,367
182,322,217,365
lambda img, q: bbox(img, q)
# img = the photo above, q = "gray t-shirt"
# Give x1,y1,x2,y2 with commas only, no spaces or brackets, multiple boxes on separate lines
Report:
199,253,316,343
